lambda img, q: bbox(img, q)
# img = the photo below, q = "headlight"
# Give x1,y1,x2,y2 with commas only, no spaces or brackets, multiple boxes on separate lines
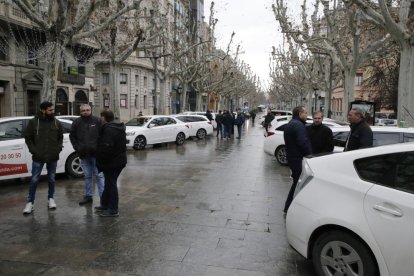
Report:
126,132,135,136
294,159,314,198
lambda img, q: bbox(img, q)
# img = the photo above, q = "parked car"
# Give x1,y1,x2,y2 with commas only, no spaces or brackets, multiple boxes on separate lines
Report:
172,115,213,139
180,111,217,129
263,120,347,165
265,123,414,165
0,117,83,181
56,115,79,122
286,142,414,276
258,110,293,126
125,115,190,150
374,112,397,126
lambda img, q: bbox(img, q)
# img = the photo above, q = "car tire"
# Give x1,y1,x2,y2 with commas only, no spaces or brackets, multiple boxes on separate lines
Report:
312,231,378,276
275,146,288,165
65,153,83,178
175,132,185,145
196,128,207,139
133,135,146,150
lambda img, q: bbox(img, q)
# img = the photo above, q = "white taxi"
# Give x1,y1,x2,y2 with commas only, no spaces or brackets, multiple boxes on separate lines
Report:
0,117,83,181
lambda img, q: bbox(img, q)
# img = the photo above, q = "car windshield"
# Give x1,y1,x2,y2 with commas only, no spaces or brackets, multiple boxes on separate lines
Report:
126,117,151,126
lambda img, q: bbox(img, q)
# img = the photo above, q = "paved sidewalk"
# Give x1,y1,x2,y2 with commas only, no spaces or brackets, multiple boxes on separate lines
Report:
0,120,315,275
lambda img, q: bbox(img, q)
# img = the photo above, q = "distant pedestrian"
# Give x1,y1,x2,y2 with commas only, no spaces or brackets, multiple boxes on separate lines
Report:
23,101,63,215
250,110,256,125
222,110,233,139
283,106,311,214
230,110,236,137
344,107,373,151
306,111,334,154
95,110,127,217
264,109,275,132
235,111,245,139
205,109,213,121
138,111,143,116
70,104,104,206
215,110,224,138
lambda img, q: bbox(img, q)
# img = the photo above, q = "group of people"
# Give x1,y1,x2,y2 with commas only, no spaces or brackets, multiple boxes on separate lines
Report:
23,102,127,217
214,109,256,139
283,106,373,214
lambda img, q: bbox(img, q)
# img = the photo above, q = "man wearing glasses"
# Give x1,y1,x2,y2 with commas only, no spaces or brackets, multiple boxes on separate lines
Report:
70,104,104,205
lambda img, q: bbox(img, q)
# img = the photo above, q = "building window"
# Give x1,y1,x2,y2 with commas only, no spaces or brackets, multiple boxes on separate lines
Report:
120,94,127,108
135,94,139,109
355,73,363,86
143,95,147,109
143,76,148,88
27,48,38,66
0,38,9,61
102,73,109,85
120,73,128,85
103,94,110,107
135,74,139,87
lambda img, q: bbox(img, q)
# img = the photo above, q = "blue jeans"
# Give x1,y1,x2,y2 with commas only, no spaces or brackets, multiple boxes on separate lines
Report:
81,157,104,197
28,160,57,203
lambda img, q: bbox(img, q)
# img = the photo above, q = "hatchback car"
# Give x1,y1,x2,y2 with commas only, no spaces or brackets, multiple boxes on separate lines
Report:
125,115,190,150
180,111,217,129
286,142,414,276
0,117,83,181
173,115,213,139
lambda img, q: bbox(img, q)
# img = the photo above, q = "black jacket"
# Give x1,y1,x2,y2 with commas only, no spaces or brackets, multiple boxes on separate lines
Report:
222,113,234,126
96,121,127,171
24,112,63,163
264,113,275,126
69,115,101,158
344,120,373,151
284,117,312,163
306,124,334,154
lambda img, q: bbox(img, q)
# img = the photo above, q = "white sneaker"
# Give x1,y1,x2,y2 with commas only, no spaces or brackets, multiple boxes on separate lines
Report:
23,202,33,214
48,198,56,209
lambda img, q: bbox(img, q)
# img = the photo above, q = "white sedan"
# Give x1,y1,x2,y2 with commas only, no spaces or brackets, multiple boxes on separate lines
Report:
172,115,213,139
263,120,347,165
287,142,414,276
0,117,83,181
125,115,190,150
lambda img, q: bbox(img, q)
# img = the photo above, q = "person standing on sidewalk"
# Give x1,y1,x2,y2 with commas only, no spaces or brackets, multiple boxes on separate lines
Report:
222,110,233,139
23,101,63,214
70,104,104,205
306,111,334,154
283,106,312,215
344,107,373,151
215,110,224,138
95,110,127,217
263,109,275,132
235,110,245,139
250,110,256,125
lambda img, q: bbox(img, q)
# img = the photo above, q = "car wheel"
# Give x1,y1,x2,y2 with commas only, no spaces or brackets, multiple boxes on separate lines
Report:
65,153,83,178
133,136,146,150
196,128,207,139
312,231,378,276
175,132,185,145
275,146,288,165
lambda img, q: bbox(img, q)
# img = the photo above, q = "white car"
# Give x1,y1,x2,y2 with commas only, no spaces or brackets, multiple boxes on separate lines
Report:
180,111,217,129
125,115,190,150
172,115,213,139
56,115,79,122
286,142,414,276
263,120,347,165
0,117,83,181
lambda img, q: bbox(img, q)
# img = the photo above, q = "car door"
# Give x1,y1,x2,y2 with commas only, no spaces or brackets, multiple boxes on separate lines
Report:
357,152,414,275
164,117,179,141
146,117,164,144
0,119,31,180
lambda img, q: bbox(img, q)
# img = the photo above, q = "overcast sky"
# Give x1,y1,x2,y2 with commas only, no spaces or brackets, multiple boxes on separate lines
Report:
204,0,284,89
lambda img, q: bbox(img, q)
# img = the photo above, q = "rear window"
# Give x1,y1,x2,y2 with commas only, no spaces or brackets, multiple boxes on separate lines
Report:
373,132,400,146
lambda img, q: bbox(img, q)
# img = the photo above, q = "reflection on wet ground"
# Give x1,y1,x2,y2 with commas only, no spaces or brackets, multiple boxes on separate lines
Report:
0,120,315,275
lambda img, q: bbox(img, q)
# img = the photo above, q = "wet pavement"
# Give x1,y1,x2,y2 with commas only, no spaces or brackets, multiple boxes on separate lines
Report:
0,119,315,275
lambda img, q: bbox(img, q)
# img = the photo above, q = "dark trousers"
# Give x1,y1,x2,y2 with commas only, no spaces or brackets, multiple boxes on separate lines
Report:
236,125,242,138
101,167,124,213
284,160,302,213
216,123,223,137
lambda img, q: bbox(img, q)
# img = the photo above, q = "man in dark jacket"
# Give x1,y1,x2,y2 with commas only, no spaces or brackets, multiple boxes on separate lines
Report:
23,101,63,214
264,109,275,132
70,104,104,205
344,107,373,151
95,110,127,217
215,110,224,138
222,110,234,139
283,106,312,214
306,111,334,154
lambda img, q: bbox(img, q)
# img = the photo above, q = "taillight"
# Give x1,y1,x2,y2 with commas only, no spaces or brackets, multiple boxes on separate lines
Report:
294,159,314,197
267,131,275,137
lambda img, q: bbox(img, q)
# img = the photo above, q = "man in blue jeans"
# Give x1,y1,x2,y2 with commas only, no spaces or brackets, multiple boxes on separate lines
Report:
23,101,63,214
70,104,104,205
